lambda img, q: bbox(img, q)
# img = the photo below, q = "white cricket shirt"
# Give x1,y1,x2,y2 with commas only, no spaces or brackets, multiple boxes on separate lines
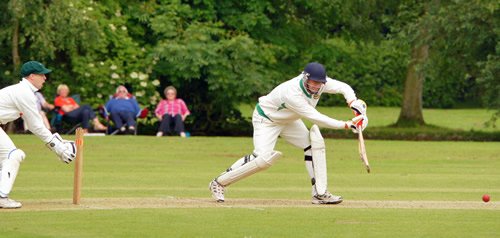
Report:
257,75,357,129
0,79,52,143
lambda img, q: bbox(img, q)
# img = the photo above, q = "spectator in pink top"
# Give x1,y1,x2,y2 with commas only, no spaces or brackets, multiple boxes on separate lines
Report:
155,86,190,137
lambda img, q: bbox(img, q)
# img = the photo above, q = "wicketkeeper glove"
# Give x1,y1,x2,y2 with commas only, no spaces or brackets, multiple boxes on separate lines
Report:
46,133,76,164
345,115,368,133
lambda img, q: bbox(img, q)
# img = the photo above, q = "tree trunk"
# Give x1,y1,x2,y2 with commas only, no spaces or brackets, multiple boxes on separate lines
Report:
12,18,21,73
6,19,21,133
396,42,429,127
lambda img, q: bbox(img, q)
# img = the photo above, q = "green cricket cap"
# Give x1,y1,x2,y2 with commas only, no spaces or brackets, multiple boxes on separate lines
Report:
20,61,52,76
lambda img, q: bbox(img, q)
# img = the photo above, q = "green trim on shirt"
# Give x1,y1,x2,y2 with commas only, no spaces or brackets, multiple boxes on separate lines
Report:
277,103,287,111
256,103,273,122
299,78,312,99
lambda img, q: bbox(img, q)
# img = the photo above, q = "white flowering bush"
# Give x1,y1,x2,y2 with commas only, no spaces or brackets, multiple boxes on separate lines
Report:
65,1,158,109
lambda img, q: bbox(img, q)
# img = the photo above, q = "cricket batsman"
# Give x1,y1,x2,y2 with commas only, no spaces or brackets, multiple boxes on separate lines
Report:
0,61,76,208
209,62,368,204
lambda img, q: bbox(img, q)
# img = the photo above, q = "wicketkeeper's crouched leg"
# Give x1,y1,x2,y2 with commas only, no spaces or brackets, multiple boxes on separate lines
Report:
0,149,25,208
0,149,25,197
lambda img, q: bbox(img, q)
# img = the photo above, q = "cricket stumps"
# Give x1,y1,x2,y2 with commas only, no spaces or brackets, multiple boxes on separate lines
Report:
73,128,84,205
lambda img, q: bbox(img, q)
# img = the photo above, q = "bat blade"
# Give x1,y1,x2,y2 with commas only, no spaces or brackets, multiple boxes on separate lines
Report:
357,127,370,173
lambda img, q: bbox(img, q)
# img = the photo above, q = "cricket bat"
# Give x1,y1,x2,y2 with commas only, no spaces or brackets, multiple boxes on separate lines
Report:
357,126,370,173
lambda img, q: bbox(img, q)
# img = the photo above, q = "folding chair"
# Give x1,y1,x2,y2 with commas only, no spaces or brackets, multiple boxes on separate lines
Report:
50,94,82,135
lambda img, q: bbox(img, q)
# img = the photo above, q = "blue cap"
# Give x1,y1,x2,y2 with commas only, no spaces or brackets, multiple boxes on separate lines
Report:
303,62,326,83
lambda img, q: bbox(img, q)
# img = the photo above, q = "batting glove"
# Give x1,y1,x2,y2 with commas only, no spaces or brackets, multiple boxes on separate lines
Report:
345,115,368,133
349,99,367,116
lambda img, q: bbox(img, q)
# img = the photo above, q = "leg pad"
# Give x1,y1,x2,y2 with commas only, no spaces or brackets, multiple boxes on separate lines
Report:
0,149,25,197
217,151,282,186
310,125,327,196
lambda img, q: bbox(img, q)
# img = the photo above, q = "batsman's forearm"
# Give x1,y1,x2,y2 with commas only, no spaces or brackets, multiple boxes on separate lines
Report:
325,119,348,130
308,115,346,130
290,104,346,130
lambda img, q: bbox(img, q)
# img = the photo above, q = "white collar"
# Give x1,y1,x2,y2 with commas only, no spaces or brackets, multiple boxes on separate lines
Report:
21,78,39,93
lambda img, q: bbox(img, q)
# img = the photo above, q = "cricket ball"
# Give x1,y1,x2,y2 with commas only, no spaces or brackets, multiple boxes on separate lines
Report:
482,194,490,202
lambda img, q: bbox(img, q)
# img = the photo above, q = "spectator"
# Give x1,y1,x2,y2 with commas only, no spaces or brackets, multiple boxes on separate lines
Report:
104,85,141,134
54,84,107,133
155,86,190,137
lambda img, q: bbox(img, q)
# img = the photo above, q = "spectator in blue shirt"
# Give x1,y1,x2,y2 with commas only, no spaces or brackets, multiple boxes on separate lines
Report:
105,85,141,134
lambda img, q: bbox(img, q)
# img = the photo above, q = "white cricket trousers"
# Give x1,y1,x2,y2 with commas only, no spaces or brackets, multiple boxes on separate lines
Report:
0,127,16,163
0,127,18,197
252,108,310,156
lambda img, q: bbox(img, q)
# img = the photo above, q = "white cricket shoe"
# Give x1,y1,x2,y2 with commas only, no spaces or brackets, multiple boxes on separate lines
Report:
209,179,225,202
0,197,22,208
312,191,343,204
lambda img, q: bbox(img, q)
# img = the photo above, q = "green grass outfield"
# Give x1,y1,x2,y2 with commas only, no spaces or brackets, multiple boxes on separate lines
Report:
1,135,499,237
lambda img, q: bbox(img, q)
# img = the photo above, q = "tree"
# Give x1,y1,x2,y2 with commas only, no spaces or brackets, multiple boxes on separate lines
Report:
480,52,500,128
336,0,500,127
0,0,102,132
1,0,498,135
327,0,424,125
138,0,280,134
397,40,428,126
0,0,162,132
417,0,500,126
395,1,429,126
0,0,102,87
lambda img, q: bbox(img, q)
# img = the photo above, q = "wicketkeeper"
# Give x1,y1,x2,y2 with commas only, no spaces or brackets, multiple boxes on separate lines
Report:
209,62,368,204
0,61,76,208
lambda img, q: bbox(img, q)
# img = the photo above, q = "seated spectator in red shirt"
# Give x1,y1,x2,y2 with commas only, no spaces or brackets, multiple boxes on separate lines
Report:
154,86,190,137
54,84,107,133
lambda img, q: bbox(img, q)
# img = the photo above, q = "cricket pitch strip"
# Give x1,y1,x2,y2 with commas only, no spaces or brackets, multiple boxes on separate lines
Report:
3,198,499,211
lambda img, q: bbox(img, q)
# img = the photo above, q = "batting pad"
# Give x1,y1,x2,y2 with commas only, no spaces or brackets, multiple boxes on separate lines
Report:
217,151,282,186
310,125,327,196
0,149,25,197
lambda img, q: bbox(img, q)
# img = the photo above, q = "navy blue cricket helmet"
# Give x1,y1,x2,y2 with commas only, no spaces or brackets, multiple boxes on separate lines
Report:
303,62,327,83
